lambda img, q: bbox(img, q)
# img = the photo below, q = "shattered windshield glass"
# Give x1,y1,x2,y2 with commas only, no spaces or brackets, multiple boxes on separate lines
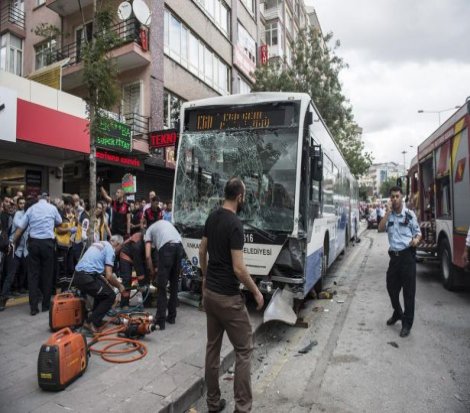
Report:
174,128,299,232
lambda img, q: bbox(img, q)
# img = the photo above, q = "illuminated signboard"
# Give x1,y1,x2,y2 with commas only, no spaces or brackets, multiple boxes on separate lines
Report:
96,150,143,170
185,102,298,132
96,117,132,152
149,129,178,149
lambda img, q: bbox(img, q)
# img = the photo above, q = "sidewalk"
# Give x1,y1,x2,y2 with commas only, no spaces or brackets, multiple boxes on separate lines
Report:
0,299,262,413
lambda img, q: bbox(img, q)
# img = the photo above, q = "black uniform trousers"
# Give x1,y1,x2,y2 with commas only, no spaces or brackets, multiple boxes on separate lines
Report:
27,238,55,311
73,271,116,327
156,243,183,323
386,248,416,329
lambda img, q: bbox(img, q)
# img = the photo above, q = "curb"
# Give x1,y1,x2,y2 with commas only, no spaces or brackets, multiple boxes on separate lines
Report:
159,320,263,413
5,295,29,308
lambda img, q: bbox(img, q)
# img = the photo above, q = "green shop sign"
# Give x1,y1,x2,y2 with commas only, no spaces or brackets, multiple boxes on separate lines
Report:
96,117,132,152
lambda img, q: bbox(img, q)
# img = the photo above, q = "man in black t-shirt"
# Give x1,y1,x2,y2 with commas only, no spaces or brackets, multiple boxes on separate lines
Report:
199,177,264,413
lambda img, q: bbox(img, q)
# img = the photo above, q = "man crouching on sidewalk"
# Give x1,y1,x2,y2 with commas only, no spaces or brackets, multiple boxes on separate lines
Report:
74,235,128,333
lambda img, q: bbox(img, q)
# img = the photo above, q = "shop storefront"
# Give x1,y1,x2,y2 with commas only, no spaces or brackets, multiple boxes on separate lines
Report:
0,71,89,198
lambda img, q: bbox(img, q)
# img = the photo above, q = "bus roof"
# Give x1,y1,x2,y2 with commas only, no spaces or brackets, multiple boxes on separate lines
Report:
181,92,312,109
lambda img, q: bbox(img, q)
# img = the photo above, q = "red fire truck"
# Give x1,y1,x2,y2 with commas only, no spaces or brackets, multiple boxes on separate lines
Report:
405,99,469,290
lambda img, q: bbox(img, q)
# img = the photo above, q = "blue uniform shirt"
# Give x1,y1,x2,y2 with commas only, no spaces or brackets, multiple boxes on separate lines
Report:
75,241,115,274
386,207,421,252
18,199,62,239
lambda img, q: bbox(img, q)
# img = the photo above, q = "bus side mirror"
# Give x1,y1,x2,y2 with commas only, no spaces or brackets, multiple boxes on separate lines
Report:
396,177,402,188
306,111,313,126
310,145,323,182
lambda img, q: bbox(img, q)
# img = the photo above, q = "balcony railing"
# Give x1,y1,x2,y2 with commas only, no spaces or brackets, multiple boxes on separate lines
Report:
123,112,150,136
55,18,144,66
0,2,25,30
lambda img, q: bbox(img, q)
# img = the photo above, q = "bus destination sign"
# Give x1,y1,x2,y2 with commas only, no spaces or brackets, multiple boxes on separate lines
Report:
185,103,297,132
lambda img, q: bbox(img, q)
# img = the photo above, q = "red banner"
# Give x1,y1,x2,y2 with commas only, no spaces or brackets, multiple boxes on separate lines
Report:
260,45,268,65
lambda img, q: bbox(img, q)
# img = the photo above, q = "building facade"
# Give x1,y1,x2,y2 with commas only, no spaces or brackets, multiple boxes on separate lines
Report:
0,0,267,200
259,0,320,64
358,162,403,198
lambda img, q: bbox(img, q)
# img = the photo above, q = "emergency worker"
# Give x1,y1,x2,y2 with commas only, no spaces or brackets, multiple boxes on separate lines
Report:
12,192,62,315
74,235,126,332
145,220,183,330
378,186,421,338
199,177,264,413
119,231,147,307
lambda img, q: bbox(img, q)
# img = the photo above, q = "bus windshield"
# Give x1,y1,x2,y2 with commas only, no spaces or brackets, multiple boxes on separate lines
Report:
173,128,299,233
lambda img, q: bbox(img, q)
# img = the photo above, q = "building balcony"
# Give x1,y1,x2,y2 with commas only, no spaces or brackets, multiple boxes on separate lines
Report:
46,0,93,16
0,1,25,38
263,5,283,22
51,18,150,90
123,112,149,137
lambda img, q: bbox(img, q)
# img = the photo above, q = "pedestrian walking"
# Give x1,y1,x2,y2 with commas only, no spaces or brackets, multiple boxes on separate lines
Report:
144,219,183,330
74,236,126,332
378,186,421,338
12,193,62,315
199,177,264,413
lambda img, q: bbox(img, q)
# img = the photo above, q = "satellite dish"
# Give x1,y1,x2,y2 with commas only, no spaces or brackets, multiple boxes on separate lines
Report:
117,1,132,20
133,0,151,26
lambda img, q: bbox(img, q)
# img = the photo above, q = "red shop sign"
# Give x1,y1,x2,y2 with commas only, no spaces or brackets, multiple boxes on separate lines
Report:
149,129,178,149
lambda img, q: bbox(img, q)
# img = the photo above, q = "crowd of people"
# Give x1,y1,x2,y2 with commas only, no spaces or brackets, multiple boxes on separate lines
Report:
0,188,174,313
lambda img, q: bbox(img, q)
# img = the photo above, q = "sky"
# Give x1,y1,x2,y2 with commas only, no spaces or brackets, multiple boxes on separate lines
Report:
307,0,470,169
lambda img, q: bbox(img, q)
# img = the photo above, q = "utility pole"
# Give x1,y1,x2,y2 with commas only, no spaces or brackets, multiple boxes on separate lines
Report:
402,150,407,176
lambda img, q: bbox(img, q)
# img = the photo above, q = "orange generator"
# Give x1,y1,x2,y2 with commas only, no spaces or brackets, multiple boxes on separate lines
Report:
38,328,89,391
49,292,86,331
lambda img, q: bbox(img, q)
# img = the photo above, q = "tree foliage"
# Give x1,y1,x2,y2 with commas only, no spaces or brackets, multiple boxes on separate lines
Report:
379,177,397,199
81,0,120,242
252,28,372,178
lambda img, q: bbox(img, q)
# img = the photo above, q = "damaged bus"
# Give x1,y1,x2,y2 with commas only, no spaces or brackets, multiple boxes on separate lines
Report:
172,93,359,324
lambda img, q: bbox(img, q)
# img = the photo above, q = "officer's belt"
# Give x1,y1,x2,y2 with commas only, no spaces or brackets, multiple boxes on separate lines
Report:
388,248,412,257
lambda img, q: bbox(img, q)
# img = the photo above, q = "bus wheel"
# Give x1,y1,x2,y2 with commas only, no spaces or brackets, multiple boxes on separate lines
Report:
439,238,456,291
315,241,329,294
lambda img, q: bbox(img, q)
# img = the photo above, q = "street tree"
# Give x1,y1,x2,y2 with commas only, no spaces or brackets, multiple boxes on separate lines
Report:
252,27,372,178
81,0,120,242
380,177,398,198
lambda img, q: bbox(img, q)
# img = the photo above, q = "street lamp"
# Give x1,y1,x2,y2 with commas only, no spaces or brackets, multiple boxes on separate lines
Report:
402,145,414,176
417,106,460,125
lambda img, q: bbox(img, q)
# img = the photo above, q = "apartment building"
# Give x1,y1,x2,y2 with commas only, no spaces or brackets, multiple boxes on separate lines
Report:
260,0,321,64
359,162,404,197
0,0,265,199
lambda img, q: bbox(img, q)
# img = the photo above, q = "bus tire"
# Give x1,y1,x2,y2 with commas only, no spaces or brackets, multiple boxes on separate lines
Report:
315,237,329,294
439,238,456,291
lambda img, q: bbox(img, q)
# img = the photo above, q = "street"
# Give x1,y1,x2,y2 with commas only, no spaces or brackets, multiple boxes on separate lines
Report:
191,230,470,413
0,230,469,413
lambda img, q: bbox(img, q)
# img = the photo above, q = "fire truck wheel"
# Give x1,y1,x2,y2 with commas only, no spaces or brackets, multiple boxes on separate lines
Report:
439,238,456,291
